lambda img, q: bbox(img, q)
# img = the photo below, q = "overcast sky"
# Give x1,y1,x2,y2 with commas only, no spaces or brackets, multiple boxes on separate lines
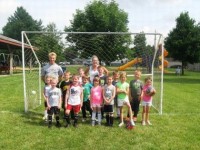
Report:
0,0,200,40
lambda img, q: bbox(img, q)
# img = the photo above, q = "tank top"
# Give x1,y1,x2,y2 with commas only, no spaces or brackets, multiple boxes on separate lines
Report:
89,66,99,83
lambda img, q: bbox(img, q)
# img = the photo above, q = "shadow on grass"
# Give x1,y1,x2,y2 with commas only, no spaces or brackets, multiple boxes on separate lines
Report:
20,110,47,127
163,73,200,84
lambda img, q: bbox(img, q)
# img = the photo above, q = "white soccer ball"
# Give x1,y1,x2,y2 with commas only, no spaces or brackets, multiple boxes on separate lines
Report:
31,90,36,94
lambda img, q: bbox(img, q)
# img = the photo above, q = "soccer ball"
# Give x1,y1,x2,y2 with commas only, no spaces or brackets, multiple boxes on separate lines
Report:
31,90,36,94
146,86,153,94
126,119,134,130
146,86,155,96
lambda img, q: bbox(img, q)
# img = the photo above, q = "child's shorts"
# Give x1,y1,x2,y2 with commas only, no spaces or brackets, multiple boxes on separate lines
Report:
66,104,81,113
44,101,47,107
91,103,102,108
47,106,60,115
141,100,152,106
104,105,114,113
118,97,130,107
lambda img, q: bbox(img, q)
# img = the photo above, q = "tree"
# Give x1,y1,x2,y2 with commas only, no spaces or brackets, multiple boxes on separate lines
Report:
2,6,42,41
133,32,147,57
164,12,200,75
64,0,131,64
35,23,65,63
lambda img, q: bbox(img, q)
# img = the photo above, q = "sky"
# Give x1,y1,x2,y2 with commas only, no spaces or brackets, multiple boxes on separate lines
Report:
0,0,200,42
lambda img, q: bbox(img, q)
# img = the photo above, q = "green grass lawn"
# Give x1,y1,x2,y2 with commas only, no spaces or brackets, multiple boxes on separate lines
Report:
0,70,200,150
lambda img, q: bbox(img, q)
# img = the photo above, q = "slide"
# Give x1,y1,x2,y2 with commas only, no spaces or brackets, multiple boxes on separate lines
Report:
117,58,142,71
159,49,168,72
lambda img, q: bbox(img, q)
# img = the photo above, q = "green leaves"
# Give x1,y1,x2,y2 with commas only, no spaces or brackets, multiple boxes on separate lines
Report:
165,12,200,74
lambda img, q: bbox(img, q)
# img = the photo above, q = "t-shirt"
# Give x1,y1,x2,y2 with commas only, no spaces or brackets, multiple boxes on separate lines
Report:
59,80,72,100
129,79,143,97
44,85,51,97
116,81,129,100
83,83,93,102
47,87,61,107
41,63,63,79
91,85,103,105
142,85,154,102
99,74,107,86
103,84,115,105
68,85,83,105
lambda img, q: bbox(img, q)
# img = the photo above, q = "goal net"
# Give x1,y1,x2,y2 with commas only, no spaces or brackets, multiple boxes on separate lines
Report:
22,32,164,114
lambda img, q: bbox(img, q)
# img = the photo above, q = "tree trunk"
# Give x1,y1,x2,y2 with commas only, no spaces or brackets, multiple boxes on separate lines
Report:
182,61,186,75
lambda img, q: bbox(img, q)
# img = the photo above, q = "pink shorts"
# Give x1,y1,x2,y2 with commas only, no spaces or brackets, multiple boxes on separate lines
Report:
66,104,81,113
91,103,102,108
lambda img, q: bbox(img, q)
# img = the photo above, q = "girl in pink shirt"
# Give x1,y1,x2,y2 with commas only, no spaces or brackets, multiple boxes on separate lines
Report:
141,76,156,126
90,76,103,126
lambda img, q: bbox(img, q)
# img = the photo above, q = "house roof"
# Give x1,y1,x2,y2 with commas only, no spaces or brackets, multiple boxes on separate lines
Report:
0,34,38,50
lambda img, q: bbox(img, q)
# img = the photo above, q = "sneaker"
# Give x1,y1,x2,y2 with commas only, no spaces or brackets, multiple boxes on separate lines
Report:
146,120,152,125
130,120,135,126
118,122,124,127
91,120,95,126
142,121,146,126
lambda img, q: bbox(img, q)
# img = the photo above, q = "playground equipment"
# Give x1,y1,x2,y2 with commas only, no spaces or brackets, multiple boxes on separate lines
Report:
159,49,168,72
117,58,142,71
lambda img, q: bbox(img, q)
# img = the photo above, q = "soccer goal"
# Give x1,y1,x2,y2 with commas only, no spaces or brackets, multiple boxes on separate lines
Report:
21,31,164,114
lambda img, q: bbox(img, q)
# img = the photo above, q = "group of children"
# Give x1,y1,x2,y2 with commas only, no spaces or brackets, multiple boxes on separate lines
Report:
43,67,156,128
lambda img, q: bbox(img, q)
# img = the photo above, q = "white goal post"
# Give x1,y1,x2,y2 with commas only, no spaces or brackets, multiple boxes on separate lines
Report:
21,31,164,114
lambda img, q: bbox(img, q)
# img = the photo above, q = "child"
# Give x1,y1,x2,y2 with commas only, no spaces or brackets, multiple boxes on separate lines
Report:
78,67,85,84
90,76,103,126
65,74,83,127
98,65,107,119
128,70,143,122
59,71,72,117
98,65,107,86
116,72,135,127
112,70,120,118
103,75,116,126
81,75,93,122
43,75,52,121
46,77,62,128
141,76,156,126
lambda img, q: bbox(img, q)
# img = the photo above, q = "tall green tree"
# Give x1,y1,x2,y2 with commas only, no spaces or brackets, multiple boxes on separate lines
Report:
133,32,147,57
2,6,42,41
35,23,64,63
164,12,200,75
64,0,131,64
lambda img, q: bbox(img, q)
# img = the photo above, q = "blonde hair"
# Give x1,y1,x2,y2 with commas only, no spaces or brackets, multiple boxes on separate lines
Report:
91,55,99,65
72,74,79,80
120,71,127,78
134,69,142,75
64,71,71,75
112,70,119,76
48,52,57,58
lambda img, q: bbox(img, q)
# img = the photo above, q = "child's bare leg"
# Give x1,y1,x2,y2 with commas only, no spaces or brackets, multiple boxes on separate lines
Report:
142,106,146,125
119,106,123,123
127,103,135,126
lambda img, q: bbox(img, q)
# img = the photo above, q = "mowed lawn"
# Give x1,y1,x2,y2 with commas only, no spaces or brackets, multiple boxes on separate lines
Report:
0,70,200,150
